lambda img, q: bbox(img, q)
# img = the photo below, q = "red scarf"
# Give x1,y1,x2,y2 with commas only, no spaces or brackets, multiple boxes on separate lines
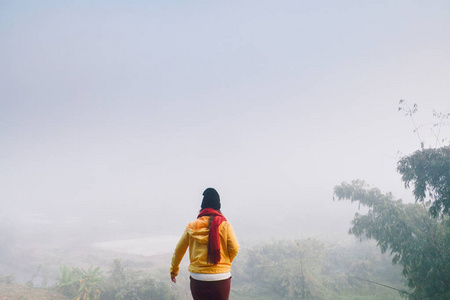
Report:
197,208,227,265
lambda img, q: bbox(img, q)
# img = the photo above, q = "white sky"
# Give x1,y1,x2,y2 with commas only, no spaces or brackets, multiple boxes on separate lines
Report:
1,0,449,237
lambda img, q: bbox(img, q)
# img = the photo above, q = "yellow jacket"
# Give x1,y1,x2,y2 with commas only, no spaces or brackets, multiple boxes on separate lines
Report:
170,216,240,277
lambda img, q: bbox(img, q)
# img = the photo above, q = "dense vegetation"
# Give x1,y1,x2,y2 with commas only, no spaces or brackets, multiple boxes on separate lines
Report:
1,239,407,300
53,260,177,300
333,103,450,299
334,146,450,299
231,239,406,300
397,146,450,217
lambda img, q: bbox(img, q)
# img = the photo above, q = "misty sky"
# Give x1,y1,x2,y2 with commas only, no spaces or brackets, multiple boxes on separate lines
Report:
1,1,449,236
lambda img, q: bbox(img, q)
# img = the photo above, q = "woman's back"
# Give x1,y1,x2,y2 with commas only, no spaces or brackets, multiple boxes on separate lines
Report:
170,188,239,300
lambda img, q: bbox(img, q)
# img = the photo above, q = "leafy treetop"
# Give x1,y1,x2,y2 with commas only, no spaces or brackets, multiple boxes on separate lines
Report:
397,146,450,217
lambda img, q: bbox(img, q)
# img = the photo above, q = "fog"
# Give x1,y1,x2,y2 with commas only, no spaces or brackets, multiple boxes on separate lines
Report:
1,0,450,291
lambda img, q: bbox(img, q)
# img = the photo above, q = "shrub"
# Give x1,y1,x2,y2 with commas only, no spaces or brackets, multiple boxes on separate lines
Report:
101,259,177,300
55,265,103,300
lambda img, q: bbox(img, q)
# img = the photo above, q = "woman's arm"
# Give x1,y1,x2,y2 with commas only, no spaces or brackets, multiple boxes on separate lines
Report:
170,228,189,279
226,222,240,262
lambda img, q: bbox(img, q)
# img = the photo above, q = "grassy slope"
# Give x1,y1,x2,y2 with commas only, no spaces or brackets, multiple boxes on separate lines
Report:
0,283,70,300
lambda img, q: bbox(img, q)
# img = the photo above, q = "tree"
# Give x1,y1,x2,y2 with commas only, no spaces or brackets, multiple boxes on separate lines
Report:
396,101,450,218
334,180,450,299
397,146,450,217
334,102,450,298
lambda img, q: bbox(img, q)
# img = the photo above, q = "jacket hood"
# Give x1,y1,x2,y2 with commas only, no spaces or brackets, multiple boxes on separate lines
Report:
188,216,224,244
188,227,210,244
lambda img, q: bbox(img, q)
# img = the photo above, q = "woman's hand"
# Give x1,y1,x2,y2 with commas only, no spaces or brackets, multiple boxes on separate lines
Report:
171,277,177,283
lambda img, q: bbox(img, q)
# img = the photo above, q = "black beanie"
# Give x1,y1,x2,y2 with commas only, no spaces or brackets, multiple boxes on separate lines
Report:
201,188,221,210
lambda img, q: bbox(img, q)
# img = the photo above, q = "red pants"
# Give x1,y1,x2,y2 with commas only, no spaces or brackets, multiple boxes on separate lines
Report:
190,277,231,300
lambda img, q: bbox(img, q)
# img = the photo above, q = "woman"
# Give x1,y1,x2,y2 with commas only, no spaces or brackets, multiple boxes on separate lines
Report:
170,188,240,300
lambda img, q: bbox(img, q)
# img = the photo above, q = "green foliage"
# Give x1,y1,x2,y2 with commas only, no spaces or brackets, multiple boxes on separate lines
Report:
77,266,103,300
334,104,450,299
231,239,405,300
100,259,177,300
56,265,103,300
56,261,177,300
0,274,15,284
334,180,450,299
241,240,324,299
56,266,80,297
397,146,450,217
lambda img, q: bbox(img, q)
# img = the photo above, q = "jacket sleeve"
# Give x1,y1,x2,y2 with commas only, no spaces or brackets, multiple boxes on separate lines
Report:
170,227,189,277
226,222,240,263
